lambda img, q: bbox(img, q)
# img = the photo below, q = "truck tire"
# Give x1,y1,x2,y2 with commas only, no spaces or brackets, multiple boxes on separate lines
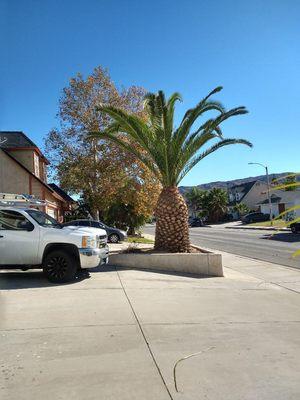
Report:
43,250,77,283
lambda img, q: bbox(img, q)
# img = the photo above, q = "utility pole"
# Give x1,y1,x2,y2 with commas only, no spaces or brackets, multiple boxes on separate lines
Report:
248,162,273,226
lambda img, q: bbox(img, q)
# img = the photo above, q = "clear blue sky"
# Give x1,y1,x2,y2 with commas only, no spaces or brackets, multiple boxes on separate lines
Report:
1,0,299,186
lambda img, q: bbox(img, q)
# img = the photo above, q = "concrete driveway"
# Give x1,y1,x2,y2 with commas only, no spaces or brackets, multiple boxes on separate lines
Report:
1,250,300,399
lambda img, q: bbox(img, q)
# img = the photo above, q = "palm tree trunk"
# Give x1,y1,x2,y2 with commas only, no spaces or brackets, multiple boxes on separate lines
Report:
154,186,190,252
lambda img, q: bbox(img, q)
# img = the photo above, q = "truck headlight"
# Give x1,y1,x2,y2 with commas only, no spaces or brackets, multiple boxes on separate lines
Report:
82,236,97,248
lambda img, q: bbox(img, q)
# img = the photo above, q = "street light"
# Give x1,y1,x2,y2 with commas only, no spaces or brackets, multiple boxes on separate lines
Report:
248,162,273,225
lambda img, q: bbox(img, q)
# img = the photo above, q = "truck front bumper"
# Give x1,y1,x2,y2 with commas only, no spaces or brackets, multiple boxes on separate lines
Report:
79,246,109,269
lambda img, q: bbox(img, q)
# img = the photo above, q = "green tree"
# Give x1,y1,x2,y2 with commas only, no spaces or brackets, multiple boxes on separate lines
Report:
89,87,252,252
284,175,297,191
233,202,250,218
104,202,148,235
185,187,204,217
203,188,228,223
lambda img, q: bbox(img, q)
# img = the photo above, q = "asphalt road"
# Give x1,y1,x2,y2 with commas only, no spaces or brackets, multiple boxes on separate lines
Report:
143,224,300,270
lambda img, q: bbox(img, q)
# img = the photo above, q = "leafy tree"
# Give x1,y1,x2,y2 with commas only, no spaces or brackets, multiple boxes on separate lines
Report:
45,66,160,223
233,202,250,218
64,198,92,222
104,202,148,234
202,188,228,223
89,87,252,252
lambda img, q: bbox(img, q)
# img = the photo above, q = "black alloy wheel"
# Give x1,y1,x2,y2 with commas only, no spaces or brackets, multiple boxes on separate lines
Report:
43,250,77,283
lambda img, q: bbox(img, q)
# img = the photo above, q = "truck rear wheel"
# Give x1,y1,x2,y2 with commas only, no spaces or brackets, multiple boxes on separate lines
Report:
43,250,77,283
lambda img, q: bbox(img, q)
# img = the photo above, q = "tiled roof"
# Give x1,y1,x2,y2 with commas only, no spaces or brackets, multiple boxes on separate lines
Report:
229,180,257,194
228,180,258,205
258,190,300,205
48,183,75,203
0,131,38,148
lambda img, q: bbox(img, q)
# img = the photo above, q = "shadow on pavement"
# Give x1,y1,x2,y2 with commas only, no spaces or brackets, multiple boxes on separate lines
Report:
0,269,91,290
88,265,116,273
112,265,216,280
261,232,300,243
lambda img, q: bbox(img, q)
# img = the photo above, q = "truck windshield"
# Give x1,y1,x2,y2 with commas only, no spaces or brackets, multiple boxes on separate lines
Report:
27,209,62,228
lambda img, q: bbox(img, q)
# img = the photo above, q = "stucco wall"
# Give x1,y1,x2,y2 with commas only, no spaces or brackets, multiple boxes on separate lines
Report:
0,150,29,194
242,181,269,210
8,149,34,174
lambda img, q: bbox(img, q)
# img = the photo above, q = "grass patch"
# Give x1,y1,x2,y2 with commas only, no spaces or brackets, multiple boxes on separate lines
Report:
249,219,288,228
127,236,154,244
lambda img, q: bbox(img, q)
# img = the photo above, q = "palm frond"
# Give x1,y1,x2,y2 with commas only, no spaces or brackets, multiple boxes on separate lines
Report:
90,88,251,187
88,129,161,180
177,138,253,184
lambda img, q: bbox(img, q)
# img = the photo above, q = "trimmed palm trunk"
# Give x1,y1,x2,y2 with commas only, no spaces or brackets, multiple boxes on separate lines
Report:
155,187,190,252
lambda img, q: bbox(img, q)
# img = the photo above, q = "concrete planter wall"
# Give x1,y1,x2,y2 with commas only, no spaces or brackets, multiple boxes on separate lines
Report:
108,250,223,277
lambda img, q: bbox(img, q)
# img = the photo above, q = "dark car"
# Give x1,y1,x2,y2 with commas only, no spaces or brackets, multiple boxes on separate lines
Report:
189,217,204,227
241,212,270,224
290,222,300,234
62,219,127,243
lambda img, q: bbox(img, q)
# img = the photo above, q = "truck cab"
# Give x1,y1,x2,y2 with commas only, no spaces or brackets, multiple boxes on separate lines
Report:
0,205,109,283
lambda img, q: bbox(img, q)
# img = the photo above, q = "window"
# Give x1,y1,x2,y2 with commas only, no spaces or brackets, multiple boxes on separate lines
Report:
27,209,60,228
235,193,241,201
0,210,33,231
78,220,91,227
33,152,40,177
91,221,100,228
64,221,78,226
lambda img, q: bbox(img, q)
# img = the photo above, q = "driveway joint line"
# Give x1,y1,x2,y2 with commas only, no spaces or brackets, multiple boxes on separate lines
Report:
224,265,300,295
140,320,300,326
115,267,174,400
0,323,137,332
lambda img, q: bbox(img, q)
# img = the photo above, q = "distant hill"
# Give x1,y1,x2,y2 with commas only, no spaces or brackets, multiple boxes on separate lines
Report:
179,172,298,194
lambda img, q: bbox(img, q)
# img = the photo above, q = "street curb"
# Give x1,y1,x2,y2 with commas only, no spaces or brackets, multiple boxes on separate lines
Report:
225,226,289,232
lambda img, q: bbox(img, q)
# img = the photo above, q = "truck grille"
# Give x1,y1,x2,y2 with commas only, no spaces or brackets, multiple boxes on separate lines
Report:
97,234,107,248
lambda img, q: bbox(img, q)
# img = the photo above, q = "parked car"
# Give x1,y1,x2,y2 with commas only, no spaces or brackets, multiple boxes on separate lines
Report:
62,219,127,243
241,212,270,224
290,222,300,234
0,207,109,283
189,217,204,227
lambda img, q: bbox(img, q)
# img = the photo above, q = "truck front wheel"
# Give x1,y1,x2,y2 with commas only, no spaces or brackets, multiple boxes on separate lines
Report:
43,250,77,283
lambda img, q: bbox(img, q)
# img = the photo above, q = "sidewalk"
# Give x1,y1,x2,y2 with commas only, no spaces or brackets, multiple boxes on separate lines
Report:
206,220,289,231
226,224,289,232
1,243,300,399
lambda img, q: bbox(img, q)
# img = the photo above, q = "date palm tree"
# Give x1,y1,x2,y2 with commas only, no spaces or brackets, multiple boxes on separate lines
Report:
89,87,252,252
186,187,204,218
203,188,228,223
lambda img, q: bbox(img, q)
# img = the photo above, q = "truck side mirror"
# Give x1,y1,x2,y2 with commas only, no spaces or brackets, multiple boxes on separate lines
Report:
18,221,34,232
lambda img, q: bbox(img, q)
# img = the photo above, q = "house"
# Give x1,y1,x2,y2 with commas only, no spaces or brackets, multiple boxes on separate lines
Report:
258,190,300,219
0,131,75,221
227,180,269,219
228,180,269,210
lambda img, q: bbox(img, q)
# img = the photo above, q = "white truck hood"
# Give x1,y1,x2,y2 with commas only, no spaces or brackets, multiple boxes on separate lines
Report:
39,225,107,249
61,226,107,236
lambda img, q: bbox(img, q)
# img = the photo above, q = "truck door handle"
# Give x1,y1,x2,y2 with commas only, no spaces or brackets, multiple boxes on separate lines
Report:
0,235,3,238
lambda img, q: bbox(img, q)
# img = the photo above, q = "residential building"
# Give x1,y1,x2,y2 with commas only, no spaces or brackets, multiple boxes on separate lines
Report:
0,131,75,220
228,180,269,209
227,180,269,219
258,190,300,219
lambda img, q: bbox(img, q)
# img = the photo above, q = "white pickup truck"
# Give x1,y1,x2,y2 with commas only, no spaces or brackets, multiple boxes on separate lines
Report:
0,207,109,283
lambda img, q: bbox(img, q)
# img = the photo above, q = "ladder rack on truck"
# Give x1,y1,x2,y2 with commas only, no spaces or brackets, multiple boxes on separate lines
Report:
0,193,46,208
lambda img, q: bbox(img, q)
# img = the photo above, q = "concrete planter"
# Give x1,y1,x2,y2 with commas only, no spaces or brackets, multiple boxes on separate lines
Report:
108,248,223,277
